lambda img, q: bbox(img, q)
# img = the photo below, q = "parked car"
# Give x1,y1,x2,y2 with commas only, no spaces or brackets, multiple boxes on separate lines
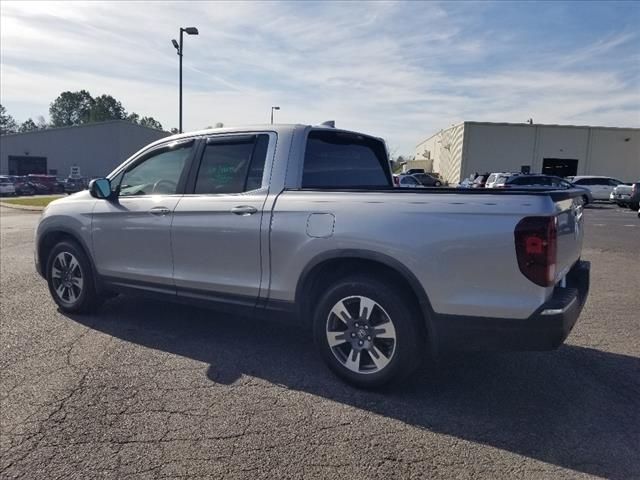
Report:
485,172,514,188
457,177,475,188
64,177,88,194
568,183,595,206
411,173,442,187
9,176,36,196
628,182,640,211
471,174,490,188
26,175,65,194
395,174,425,188
35,124,590,388
0,177,16,196
500,175,594,205
570,176,624,202
609,184,632,207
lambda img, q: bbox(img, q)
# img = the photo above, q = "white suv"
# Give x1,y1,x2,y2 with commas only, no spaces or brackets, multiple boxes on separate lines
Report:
485,172,513,189
571,176,624,201
0,177,16,196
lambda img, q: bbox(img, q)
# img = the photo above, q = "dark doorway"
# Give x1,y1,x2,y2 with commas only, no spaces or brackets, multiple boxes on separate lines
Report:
8,156,47,175
542,158,578,177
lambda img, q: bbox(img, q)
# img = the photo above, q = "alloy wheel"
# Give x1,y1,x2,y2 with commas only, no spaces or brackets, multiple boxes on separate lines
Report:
51,252,84,305
326,295,397,374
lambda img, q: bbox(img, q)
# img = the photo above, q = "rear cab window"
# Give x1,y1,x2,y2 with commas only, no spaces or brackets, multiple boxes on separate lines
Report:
302,130,391,188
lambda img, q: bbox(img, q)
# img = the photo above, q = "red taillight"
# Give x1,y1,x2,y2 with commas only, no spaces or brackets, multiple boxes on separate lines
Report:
514,216,557,287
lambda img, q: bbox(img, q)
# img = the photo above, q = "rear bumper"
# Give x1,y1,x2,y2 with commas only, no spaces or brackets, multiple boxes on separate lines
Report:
433,260,590,351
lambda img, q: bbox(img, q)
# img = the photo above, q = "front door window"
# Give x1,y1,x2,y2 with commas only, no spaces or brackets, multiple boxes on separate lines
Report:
117,143,193,196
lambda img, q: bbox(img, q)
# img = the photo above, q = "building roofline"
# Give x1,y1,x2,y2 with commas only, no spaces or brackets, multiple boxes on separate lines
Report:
416,121,465,148
417,121,640,147
462,121,640,131
1,119,167,137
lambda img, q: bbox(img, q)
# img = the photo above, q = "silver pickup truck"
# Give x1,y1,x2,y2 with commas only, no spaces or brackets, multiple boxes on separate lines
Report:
35,124,590,387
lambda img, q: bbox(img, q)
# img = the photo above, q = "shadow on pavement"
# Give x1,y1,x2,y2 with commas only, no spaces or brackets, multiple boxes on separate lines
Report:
66,295,640,479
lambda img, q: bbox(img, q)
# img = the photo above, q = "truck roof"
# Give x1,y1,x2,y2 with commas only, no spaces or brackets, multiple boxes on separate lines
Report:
146,123,384,150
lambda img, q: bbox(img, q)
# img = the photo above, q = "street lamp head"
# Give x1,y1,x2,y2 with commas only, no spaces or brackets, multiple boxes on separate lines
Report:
171,39,179,51
183,27,199,35
273,106,280,110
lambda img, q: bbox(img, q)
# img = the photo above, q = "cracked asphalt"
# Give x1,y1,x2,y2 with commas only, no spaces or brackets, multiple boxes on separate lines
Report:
1,204,639,479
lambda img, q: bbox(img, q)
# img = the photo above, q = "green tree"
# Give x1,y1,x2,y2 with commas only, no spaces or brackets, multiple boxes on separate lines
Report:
35,116,48,129
139,116,163,130
19,118,39,132
90,94,126,122
49,90,94,127
0,104,18,134
126,112,140,124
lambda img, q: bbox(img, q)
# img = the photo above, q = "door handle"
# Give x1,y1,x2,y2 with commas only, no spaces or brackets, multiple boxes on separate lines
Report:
231,205,258,216
149,206,171,216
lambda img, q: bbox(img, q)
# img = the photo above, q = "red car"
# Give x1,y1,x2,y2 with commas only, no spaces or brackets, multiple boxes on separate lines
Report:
26,175,65,194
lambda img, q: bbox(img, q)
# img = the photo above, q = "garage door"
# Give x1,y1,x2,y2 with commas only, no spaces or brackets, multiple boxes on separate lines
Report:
8,156,47,175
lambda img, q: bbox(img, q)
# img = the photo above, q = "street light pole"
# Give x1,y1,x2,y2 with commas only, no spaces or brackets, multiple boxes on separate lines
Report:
271,106,280,125
179,31,183,133
172,27,199,133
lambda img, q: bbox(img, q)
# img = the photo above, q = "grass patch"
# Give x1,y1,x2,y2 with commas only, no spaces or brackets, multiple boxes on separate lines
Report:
2,195,64,207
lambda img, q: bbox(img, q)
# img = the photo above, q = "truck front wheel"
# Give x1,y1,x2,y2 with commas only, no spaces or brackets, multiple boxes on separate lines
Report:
46,240,100,313
313,276,423,388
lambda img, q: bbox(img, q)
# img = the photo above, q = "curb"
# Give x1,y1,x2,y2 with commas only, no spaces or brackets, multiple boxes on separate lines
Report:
0,202,45,212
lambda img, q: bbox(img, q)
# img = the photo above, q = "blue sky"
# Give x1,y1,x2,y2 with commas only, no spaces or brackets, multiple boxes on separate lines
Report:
1,1,639,154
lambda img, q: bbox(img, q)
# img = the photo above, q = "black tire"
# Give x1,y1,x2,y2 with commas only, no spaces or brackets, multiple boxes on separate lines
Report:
435,181,442,187
312,275,424,388
46,240,100,313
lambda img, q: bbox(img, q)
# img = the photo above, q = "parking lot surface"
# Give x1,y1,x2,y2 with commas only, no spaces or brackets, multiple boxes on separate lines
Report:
1,204,639,479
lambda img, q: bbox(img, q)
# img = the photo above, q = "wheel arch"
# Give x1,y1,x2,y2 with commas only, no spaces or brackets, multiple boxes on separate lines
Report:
295,249,436,350
37,228,96,281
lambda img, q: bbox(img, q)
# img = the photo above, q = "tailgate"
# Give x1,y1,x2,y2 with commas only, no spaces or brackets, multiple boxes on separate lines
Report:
553,191,585,283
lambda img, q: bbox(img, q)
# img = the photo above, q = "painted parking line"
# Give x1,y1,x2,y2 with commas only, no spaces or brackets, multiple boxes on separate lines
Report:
623,225,637,227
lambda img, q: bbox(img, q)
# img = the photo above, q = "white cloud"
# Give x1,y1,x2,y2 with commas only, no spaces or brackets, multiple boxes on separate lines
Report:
1,1,638,154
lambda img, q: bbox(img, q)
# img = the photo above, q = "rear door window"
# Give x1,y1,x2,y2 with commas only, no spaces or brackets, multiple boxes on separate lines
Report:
302,130,391,188
194,134,269,194
574,178,595,186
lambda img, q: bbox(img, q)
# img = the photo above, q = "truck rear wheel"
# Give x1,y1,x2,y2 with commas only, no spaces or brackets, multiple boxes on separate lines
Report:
313,276,423,388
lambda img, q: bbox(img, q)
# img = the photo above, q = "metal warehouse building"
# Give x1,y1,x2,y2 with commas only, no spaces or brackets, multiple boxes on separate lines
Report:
0,120,170,179
414,122,640,185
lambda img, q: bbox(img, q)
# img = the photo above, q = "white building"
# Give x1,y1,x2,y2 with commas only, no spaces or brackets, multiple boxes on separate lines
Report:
415,121,640,185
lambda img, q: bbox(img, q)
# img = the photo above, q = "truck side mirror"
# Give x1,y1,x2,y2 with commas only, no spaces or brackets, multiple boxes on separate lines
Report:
89,178,112,199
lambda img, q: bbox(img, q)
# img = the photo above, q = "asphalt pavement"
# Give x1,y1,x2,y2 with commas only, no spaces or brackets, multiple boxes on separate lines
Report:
1,203,639,479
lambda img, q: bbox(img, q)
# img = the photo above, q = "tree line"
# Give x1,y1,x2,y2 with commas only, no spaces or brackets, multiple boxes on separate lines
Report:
0,90,165,135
